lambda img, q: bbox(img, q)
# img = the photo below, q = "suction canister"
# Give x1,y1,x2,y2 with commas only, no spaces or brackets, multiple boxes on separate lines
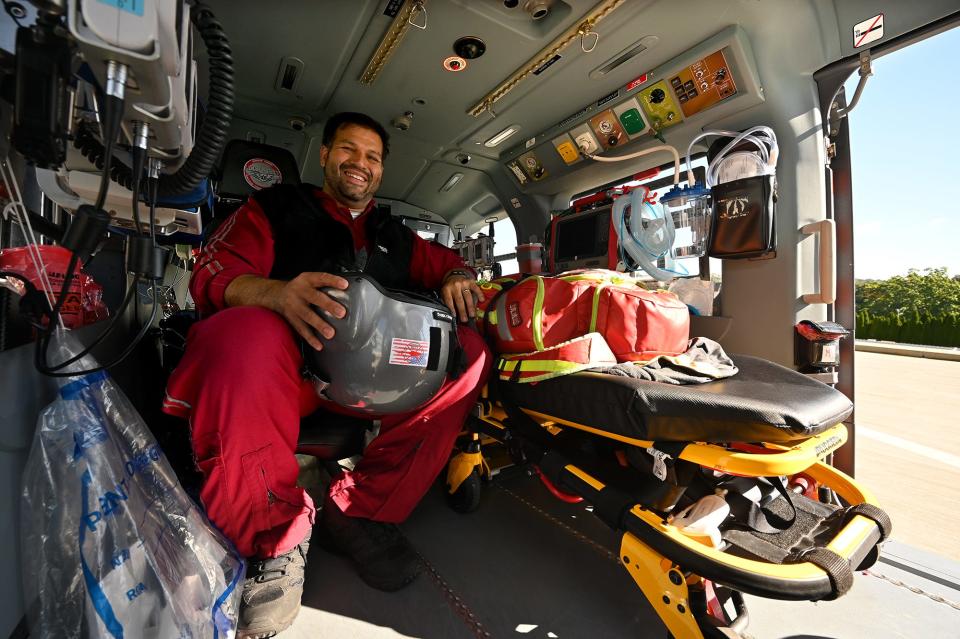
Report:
660,183,712,258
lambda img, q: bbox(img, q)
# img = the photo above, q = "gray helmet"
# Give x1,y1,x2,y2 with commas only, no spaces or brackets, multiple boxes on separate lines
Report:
303,273,462,416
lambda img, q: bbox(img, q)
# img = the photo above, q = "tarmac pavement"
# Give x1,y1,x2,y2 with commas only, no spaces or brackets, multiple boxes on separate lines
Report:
853,348,960,561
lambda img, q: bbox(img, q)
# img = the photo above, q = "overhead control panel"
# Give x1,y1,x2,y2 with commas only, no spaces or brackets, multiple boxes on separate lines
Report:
552,133,581,165
589,109,627,150
637,80,683,134
612,98,646,138
501,26,763,193
670,49,737,118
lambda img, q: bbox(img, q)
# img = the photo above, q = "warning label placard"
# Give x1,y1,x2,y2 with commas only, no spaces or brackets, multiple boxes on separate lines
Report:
389,338,430,367
853,13,884,48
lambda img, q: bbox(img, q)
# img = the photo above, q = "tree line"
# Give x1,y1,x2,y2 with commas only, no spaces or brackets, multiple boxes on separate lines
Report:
855,268,960,347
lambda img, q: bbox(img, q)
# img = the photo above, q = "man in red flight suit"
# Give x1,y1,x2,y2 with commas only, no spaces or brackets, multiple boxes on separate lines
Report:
163,112,491,637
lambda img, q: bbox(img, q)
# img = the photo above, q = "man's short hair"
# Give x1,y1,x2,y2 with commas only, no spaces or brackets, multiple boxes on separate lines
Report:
322,112,390,158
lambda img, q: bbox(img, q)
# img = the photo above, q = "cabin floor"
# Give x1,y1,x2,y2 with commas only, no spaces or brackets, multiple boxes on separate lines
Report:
286,461,960,639
3,333,959,638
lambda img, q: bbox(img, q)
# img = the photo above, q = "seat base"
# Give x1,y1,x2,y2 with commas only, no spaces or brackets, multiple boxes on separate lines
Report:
297,410,367,460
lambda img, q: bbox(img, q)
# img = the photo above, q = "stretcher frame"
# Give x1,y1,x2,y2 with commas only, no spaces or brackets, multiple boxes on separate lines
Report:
446,393,886,639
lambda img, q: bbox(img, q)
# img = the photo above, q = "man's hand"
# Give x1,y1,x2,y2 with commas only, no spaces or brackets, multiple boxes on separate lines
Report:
226,272,349,350
274,272,349,350
440,272,485,323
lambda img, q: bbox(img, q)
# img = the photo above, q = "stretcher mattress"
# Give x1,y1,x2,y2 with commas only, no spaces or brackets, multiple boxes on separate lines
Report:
496,355,853,443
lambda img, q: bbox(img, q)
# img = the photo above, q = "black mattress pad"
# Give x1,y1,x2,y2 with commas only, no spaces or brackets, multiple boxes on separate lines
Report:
495,355,853,443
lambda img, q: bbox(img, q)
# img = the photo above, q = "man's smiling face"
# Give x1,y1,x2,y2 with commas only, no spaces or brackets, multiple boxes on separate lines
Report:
320,123,385,209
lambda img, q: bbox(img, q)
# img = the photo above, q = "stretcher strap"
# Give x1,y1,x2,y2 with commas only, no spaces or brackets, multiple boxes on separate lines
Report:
788,547,853,600
724,478,797,534
843,503,892,541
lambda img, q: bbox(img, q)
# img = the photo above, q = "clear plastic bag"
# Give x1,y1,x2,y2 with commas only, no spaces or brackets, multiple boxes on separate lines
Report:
21,331,244,638
668,277,718,317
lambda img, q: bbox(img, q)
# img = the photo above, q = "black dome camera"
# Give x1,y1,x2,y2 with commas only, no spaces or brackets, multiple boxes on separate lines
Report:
453,36,486,60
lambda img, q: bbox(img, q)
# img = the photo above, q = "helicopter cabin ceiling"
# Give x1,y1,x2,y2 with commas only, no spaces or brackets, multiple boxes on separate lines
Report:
207,0,959,221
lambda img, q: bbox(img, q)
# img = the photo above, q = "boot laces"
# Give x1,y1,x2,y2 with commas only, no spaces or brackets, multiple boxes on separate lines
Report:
251,542,307,583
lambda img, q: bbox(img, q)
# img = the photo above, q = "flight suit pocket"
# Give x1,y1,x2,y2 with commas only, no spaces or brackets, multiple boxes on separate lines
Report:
241,444,303,533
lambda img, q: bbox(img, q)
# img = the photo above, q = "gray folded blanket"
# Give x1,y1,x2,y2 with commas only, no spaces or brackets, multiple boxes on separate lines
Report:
592,337,738,384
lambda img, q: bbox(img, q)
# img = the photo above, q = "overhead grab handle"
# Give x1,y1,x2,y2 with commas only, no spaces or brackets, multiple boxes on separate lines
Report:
801,219,836,304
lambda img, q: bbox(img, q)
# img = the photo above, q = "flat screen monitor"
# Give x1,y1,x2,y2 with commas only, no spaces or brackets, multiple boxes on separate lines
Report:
550,205,612,271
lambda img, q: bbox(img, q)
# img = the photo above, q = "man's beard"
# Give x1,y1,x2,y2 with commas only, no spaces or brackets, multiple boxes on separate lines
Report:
327,163,374,205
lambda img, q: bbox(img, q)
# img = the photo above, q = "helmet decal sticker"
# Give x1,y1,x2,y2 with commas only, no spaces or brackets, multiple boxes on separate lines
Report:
389,338,430,367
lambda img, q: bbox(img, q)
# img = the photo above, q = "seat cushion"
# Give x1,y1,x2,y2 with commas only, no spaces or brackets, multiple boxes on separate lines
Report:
495,355,852,443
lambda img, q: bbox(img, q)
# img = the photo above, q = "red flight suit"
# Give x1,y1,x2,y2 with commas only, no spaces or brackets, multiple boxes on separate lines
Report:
163,190,490,558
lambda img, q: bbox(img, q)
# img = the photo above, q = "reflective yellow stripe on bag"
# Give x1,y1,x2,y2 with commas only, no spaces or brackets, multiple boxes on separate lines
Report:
496,358,588,383
589,281,610,333
495,333,617,383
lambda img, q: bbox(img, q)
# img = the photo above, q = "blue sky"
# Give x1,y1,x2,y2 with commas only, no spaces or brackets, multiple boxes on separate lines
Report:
845,25,960,279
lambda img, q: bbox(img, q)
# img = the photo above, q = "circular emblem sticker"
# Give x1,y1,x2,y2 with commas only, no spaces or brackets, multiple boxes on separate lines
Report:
243,158,282,190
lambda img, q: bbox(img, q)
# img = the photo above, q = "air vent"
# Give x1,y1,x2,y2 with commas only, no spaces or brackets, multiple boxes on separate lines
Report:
275,56,305,93
588,35,660,80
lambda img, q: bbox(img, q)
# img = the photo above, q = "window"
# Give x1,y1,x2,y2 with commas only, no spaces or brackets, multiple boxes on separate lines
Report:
492,218,518,275
466,217,519,276
401,217,452,247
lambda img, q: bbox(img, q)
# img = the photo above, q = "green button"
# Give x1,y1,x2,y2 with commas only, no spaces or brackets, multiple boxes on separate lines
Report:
619,108,645,134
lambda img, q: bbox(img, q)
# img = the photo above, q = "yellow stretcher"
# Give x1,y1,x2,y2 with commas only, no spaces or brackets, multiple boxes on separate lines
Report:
445,355,890,639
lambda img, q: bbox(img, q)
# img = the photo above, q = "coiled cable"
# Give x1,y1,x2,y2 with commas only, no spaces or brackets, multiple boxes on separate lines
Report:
73,122,133,190
72,1,234,198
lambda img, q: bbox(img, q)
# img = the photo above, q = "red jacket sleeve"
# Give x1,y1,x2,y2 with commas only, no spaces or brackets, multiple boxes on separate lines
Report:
190,199,274,315
407,233,471,290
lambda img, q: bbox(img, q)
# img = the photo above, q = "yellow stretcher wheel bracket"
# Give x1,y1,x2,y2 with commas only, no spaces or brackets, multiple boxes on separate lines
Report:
446,449,484,492
445,466,482,514
446,447,485,514
620,533,706,639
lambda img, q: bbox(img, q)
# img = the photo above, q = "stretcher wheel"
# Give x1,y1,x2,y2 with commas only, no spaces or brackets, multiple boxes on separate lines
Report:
447,469,482,513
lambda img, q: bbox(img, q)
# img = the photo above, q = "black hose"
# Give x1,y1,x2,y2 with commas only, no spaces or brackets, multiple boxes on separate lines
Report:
162,1,234,197
42,279,161,377
72,1,234,198
130,144,145,231
148,174,159,247
34,251,80,374
95,95,124,209
41,276,138,372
